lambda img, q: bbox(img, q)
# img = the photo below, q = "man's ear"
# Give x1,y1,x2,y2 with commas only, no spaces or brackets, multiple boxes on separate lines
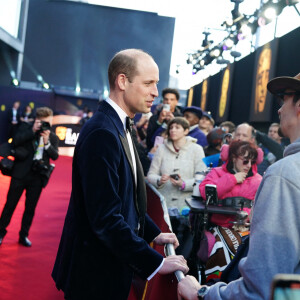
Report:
116,74,127,91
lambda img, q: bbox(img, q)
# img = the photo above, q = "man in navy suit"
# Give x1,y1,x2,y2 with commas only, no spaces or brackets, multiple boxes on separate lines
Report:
52,49,188,300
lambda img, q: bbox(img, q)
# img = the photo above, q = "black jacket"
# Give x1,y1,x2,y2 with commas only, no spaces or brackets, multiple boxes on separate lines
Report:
11,122,59,179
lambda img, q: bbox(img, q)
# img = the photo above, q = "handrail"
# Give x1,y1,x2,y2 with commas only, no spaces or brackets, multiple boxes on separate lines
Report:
146,181,185,282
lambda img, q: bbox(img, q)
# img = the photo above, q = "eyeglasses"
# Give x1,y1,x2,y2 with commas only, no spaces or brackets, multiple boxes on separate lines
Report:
238,157,256,165
241,159,256,165
276,91,300,106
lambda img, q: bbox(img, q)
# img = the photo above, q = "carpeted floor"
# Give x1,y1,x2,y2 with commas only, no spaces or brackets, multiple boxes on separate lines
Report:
0,156,73,300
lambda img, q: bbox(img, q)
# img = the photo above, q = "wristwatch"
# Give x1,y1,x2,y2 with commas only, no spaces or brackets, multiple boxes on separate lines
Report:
197,286,210,299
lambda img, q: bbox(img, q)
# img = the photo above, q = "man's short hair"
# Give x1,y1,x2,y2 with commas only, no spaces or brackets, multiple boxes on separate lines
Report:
36,107,53,119
236,122,255,139
162,88,180,100
108,49,153,89
220,121,236,133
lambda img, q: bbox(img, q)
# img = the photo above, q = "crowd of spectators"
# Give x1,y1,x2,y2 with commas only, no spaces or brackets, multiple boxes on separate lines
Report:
127,86,290,289
1,81,293,299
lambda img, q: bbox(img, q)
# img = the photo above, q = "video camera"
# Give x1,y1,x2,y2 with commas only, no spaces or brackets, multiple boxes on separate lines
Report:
37,121,51,134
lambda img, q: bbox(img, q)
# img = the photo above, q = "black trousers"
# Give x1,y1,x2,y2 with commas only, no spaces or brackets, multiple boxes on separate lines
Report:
0,171,43,238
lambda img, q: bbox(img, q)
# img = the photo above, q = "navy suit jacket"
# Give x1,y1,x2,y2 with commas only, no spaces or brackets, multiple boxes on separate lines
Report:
52,101,163,300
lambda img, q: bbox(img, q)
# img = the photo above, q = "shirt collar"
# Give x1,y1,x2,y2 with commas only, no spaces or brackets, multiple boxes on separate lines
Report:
190,124,199,131
105,98,128,131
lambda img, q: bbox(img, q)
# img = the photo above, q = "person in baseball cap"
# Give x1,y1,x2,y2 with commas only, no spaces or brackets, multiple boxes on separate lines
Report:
183,106,207,147
267,73,300,140
199,111,215,136
267,73,300,95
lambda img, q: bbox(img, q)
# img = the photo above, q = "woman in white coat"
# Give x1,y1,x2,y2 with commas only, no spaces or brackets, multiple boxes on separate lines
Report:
147,117,206,215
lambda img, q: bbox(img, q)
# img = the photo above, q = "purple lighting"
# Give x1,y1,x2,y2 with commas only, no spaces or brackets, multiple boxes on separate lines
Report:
237,32,245,40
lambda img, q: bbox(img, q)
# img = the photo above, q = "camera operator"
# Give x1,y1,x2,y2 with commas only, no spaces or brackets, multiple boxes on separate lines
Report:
0,107,59,247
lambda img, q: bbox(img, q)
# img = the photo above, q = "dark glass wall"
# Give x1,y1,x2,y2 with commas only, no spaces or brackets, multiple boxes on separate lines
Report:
22,0,175,96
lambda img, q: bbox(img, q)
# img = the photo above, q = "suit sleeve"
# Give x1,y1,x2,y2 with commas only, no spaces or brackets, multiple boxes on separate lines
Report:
78,129,163,279
46,133,59,160
13,123,35,146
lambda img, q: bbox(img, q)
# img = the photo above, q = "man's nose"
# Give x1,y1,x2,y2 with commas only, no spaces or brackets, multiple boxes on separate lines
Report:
152,85,158,97
278,108,281,116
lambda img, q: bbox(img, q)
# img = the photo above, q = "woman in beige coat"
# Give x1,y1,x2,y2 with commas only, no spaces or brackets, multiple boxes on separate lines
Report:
147,117,206,214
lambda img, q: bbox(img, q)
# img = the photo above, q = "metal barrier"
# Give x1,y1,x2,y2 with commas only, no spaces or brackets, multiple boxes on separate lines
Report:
146,181,185,282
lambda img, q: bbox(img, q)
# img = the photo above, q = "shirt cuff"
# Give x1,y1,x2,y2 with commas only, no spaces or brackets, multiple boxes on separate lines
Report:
44,142,51,150
180,181,186,191
147,258,164,281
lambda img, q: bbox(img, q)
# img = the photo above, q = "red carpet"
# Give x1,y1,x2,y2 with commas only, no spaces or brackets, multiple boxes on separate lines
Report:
0,156,73,300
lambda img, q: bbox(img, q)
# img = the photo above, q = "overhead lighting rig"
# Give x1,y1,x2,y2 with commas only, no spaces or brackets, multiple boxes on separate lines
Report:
186,0,299,74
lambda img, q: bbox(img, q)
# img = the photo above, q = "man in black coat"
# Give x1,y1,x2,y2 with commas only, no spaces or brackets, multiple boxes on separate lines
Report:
0,107,59,247
7,100,21,139
52,49,188,300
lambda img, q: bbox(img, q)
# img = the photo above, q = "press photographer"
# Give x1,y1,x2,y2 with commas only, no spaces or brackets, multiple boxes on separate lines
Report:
0,107,59,247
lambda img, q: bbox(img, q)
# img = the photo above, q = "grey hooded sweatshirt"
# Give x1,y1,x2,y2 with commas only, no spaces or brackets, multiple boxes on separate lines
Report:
206,137,300,300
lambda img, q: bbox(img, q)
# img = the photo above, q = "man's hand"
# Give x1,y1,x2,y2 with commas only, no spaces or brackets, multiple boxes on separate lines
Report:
158,255,189,275
177,275,201,300
41,130,50,145
158,110,168,124
165,111,175,122
154,232,179,249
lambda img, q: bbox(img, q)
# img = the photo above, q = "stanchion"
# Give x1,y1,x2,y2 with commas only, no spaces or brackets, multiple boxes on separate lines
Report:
146,181,185,282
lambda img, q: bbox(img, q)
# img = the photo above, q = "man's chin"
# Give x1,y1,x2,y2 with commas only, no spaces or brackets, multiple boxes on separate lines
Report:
142,107,151,113
278,126,286,138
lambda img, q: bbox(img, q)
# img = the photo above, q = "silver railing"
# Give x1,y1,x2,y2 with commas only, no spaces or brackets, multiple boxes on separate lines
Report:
146,181,185,282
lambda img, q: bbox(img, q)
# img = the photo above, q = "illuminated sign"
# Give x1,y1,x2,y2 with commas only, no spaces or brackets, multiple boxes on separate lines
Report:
187,87,194,107
219,67,230,118
201,79,208,111
255,45,272,113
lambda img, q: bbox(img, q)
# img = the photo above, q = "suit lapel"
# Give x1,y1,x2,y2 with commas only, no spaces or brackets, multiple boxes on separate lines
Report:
119,132,135,185
133,143,147,217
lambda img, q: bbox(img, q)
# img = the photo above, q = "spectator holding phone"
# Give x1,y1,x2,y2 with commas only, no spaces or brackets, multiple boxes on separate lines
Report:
146,88,182,150
147,117,206,246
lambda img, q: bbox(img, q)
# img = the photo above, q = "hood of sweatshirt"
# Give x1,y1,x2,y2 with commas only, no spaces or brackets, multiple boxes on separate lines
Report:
284,137,300,157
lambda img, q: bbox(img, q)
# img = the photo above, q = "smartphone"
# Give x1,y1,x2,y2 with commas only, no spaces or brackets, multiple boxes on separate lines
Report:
205,184,218,205
163,104,170,112
154,136,164,147
271,274,300,300
170,174,179,180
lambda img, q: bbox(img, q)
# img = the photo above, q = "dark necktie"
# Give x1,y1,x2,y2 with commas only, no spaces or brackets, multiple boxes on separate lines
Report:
126,117,134,133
